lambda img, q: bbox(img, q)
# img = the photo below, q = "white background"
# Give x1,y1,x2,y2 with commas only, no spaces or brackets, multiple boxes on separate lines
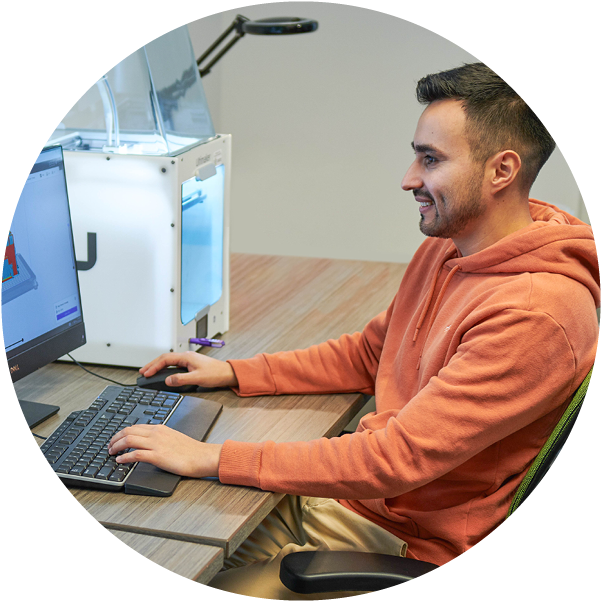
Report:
2,1,600,601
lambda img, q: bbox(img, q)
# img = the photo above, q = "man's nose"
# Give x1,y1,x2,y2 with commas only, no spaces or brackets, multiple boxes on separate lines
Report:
401,161,421,191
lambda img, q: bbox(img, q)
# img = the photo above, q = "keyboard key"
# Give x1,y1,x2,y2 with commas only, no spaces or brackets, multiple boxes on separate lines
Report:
109,466,130,482
47,444,69,457
83,466,100,478
96,465,114,480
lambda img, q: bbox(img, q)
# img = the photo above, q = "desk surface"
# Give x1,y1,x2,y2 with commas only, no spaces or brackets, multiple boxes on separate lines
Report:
17,254,406,566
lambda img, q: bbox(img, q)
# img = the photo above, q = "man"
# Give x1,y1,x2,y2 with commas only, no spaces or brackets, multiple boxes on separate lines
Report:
109,63,599,597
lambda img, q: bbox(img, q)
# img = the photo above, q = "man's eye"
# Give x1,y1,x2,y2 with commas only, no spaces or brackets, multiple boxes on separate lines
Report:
425,155,437,166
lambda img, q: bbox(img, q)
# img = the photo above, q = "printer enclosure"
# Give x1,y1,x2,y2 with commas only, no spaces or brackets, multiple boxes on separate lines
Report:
63,135,231,367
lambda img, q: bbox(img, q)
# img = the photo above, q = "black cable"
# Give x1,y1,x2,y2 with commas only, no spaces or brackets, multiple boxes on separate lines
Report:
32,431,47,440
67,353,137,387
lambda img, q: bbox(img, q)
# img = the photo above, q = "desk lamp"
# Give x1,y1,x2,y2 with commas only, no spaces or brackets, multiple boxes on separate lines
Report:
197,15,319,77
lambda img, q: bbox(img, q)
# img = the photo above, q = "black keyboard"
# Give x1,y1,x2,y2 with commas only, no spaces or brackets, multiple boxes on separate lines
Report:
39,385,222,496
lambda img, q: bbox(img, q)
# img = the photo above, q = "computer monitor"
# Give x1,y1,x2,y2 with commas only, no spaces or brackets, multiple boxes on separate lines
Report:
2,146,86,427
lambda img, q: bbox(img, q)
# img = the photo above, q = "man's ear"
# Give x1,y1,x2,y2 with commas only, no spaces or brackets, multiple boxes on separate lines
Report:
487,150,522,193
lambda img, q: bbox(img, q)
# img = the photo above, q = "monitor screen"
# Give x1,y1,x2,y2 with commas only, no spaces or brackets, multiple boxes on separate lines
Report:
2,146,85,426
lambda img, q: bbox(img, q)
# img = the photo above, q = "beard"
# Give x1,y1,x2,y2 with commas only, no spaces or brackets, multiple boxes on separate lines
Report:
418,169,485,239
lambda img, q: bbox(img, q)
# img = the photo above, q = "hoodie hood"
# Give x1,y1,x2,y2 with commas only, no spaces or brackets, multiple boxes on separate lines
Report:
412,198,600,365
447,198,600,307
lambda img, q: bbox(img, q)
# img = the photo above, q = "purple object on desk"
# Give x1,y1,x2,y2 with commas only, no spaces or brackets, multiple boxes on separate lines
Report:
190,337,225,348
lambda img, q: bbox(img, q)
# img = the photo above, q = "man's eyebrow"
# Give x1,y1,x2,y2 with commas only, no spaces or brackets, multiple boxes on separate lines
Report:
411,142,443,155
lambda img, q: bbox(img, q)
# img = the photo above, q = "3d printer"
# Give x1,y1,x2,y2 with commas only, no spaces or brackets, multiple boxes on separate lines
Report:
47,26,231,367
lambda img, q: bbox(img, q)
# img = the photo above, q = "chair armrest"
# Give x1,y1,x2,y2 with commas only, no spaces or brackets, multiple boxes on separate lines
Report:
279,551,438,593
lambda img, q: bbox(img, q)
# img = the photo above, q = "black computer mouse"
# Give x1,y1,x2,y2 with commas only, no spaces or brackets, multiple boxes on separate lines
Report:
136,367,199,393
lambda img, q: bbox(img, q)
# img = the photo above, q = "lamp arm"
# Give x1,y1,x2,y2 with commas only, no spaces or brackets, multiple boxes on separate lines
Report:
196,14,249,78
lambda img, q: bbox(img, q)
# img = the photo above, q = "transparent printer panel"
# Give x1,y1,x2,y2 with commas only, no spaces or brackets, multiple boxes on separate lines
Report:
181,165,225,325
144,27,215,151
48,26,215,156
51,48,168,155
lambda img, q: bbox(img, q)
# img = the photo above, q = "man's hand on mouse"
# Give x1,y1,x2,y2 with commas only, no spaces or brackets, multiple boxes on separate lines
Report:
140,351,239,389
108,425,223,478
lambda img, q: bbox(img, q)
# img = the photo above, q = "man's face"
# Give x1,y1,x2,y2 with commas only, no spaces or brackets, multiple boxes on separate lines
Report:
402,100,486,240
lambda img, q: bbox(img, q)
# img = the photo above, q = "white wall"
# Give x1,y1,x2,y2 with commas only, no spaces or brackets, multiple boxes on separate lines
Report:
188,3,585,264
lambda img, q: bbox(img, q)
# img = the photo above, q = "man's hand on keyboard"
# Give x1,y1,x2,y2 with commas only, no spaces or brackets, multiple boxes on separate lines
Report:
139,351,238,389
108,425,222,478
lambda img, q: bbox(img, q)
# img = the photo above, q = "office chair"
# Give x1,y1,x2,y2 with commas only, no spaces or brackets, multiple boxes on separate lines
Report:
279,368,593,594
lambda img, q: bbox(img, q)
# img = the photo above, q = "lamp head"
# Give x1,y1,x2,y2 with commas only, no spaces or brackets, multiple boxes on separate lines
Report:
239,17,319,35
197,15,319,77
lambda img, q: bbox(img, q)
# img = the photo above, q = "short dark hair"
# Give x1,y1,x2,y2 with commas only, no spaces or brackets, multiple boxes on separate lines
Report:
416,63,556,190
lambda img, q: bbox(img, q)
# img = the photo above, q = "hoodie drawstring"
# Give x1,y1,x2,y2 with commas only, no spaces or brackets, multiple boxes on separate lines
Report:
413,248,459,343
415,262,461,370
413,249,458,340
413,271,440,343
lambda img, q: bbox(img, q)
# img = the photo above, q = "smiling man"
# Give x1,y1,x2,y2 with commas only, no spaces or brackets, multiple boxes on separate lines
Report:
409,108,489,245
109,63,599,598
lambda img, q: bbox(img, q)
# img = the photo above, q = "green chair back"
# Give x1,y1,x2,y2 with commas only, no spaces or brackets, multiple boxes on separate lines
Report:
507,368,593,517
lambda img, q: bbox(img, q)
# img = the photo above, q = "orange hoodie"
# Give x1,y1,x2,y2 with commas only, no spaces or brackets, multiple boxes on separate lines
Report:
220,199,600,566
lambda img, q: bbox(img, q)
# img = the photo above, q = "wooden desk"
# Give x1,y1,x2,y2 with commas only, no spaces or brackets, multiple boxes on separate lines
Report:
17,254,406,576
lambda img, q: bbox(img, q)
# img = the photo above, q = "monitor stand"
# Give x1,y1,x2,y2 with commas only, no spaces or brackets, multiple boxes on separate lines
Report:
19,399,60,429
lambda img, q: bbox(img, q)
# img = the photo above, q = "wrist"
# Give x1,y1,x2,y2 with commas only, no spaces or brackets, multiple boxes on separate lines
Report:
209,443,223,476
224,361,239,387
195,442,222,478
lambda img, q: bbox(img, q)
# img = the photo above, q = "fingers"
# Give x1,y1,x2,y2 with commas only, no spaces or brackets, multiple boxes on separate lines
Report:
139,354,177,376
108,425,152,452
114,448,154,465
108,426,164,465
139,352,194,376
166,369,202,387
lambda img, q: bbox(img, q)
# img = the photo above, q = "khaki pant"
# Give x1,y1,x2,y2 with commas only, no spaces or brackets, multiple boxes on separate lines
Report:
208,496,408,600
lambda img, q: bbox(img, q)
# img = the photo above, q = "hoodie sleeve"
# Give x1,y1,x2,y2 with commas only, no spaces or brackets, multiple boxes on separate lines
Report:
227,297,397,397
219,308,581,499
